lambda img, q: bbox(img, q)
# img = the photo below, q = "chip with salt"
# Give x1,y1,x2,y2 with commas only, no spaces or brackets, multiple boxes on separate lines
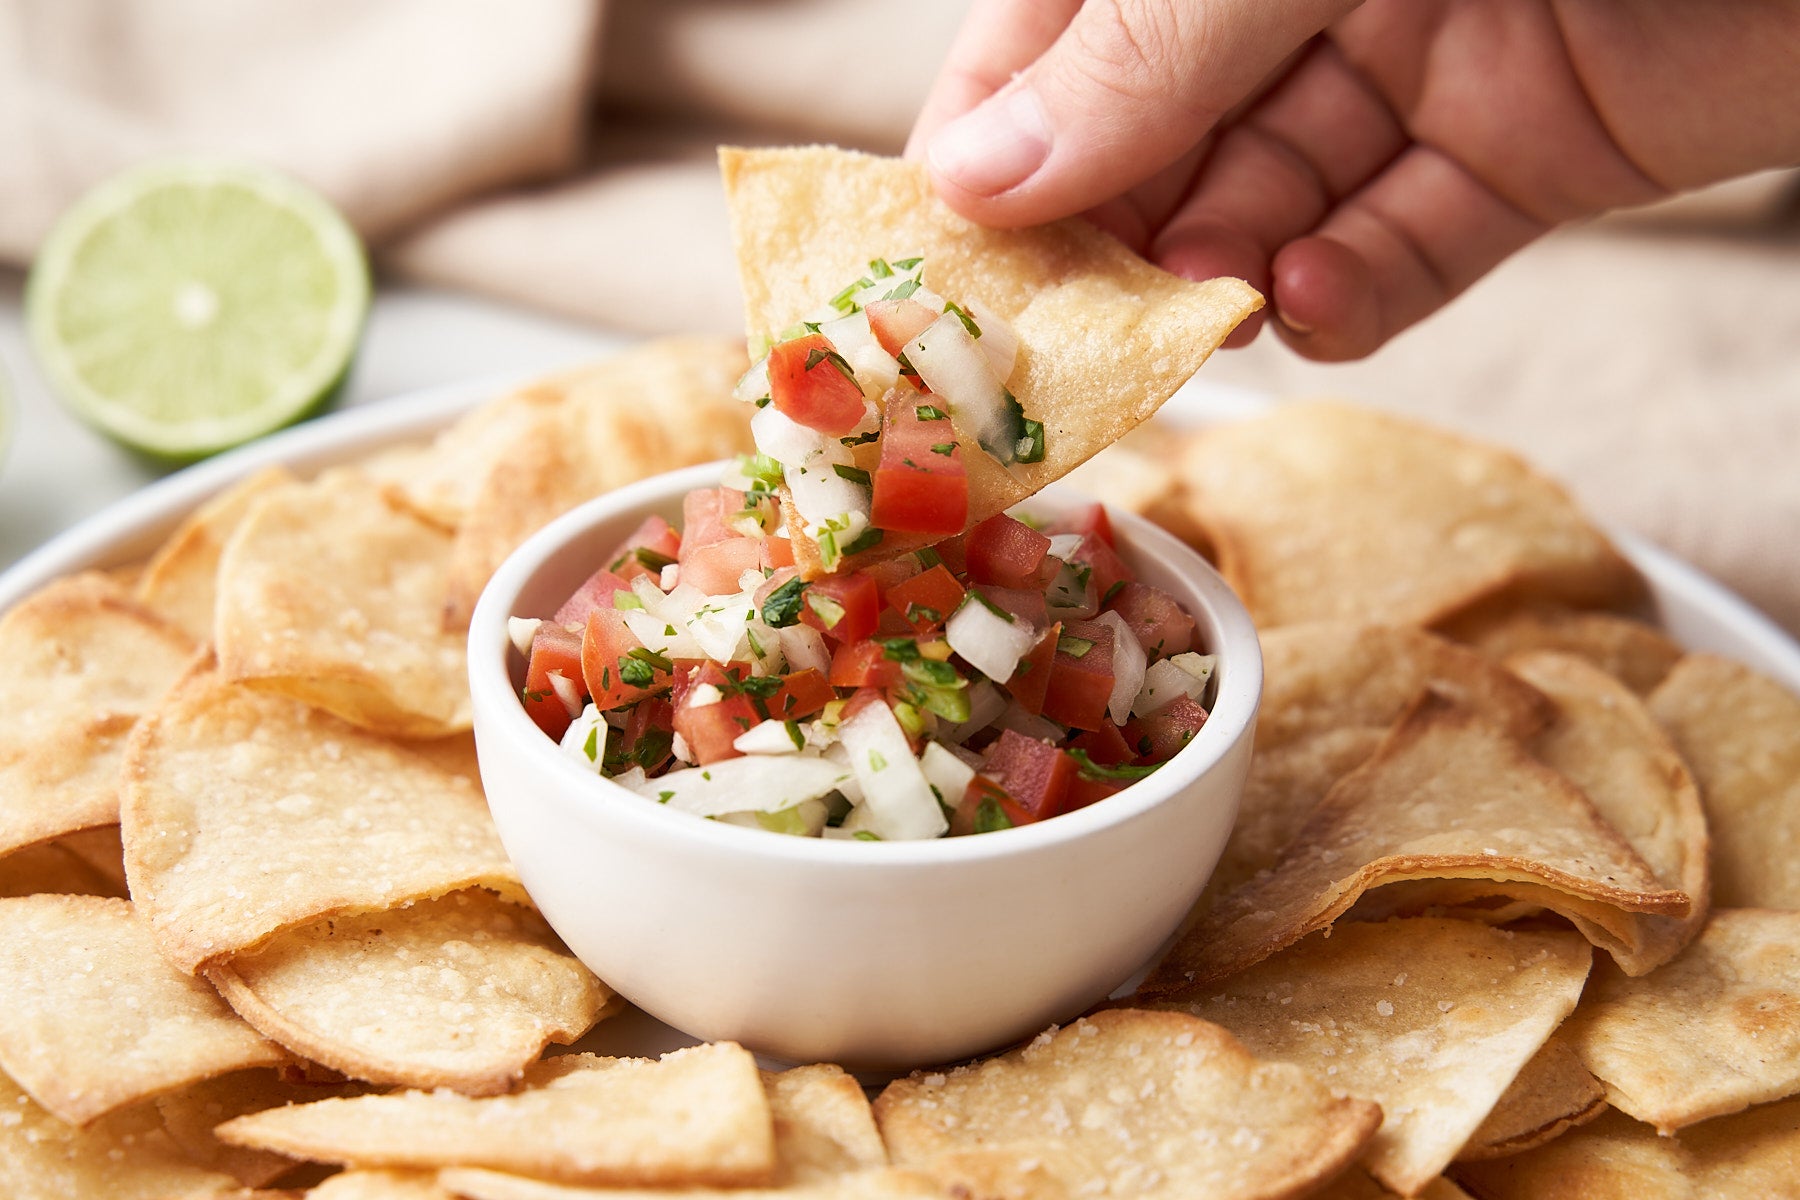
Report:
216,1043,775,1187
1141,693,1688,993
1450,1100,1800,1199
121,662,523,973
213,468,471,737
305,1170,453,1199
1178,401,1644,628
1443,605,1682,696
873,1008,1381,1200
1560,908,1800,1133
0,572,194,859
1141,918,1591,1196
1456,1036,1606,1161
1506,651,1710,972
157,1067,377,1188
205,889,615,1095
0,895,285,1125
720,145,1261,576
442,337,755,627
1647,654,1800,908
134,466,295,643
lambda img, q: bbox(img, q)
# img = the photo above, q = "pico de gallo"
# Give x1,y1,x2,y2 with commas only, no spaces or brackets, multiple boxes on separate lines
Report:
731,256,1042,571
512,475,1216,840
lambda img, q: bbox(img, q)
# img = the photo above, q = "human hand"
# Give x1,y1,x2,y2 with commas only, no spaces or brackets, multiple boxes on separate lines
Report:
909,0,1800,359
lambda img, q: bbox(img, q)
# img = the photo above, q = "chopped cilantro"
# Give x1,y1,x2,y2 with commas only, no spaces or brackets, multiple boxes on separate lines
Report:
914,547,943,569
915,403,949,422
974,796,1013,834
583,725,600,762
905,602,942,626
1102,579,1128,605
1068,749,1160,783
943,299,981,338
784,719,806,751
930,443,957,456
841,430,881,446
761,577,807,627
1057,635,1096,659
804,346,857,383
965,590,1015,623
891,256,923,270
868,750,889,771
617,656,655,689
612,592,644,610
843,528,884,555
832,463,872,487
882,278,921,301
657,790,674,803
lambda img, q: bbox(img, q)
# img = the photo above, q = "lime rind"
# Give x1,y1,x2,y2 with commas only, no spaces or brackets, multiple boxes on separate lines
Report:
26,159,370,460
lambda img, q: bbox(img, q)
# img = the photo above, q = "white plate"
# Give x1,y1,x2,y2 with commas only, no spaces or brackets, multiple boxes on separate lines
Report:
3,372,1797,1068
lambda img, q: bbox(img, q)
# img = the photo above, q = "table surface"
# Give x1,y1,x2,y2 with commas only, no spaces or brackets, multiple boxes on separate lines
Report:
0,268,633,573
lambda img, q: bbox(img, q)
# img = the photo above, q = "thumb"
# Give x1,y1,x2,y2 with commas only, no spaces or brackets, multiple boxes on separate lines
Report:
924,0,1358,227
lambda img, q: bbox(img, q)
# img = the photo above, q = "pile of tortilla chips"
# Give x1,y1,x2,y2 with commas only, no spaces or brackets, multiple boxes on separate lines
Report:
1,147,1797,1199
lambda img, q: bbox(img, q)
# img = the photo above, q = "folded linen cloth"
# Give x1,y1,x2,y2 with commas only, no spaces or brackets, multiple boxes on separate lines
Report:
1,0,1795,637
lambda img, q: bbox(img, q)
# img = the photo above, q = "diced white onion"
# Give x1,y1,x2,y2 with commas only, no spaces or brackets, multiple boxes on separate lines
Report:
659,563,681,590
818,310,901,399
906,315,1013,460
1096,610,1147,727
559,704,607,772
778,623,832,676
945,595,1037,684
786,460,870,531
508,617,541,657
836,700,948,841
733,719,814,756
733,355,771,403
547,670,584,718
751,403,833,466
942,679,1008,744
919,741,976,814
631,754,852,818
968,300,1018,381
716,798,829,837
1132,653,1217,717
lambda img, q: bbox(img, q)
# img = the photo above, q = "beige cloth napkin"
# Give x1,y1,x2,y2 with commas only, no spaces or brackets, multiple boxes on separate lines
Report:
2,0,1796,637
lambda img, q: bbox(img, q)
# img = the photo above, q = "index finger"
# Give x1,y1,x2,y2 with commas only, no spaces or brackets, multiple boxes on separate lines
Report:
905,0,1082,159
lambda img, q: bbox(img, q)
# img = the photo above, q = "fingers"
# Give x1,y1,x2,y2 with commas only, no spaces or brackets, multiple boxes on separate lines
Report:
1272,145,1548,360
906,0,1082,160
922,0,1361,227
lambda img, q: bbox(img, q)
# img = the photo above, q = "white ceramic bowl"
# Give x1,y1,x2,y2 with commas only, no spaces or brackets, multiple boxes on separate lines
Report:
468,463,1262,1070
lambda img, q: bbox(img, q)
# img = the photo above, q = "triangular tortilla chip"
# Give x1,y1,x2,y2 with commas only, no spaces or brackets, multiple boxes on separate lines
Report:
205,889,614,1094
1443,605,1682,696
157,1068,379,1188
1560,908,1800,1133
121,661,524,973
720,145,1261,575
1140,918,1592,1196
1140,693,1688,993
1457,1035,1607,1161
1507,651,1710,972
1648,654,1800,908
135,466,296,644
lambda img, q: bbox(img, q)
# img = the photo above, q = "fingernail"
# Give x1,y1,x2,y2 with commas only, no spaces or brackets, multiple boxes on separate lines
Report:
1276,308,1313,336
927,86,1052,197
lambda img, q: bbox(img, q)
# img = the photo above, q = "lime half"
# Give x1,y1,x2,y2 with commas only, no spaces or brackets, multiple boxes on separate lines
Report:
26,159,369,460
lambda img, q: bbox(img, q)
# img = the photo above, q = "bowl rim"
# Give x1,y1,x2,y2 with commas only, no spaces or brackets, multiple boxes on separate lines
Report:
468,461,1264,868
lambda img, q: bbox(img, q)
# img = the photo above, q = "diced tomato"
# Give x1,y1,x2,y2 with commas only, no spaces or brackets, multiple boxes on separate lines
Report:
950,776,1031,836
862,556,921,594
605,514,681,582
1068,722,1134,766
871,400,966,535
1126,695,1210,762
1063,773,1124,812
974,584,1049,628
553,568,633,626
964,514,1055,589
671,662,760,765
681,537,763,596
980,730,1077,822
767,333,866,435
1003,621,1060,716
864,298,939,358
1105,580,1196,660
1064,533,1133,603
885,565,966,633
680,488,746,553
522,622,584,740
771,668,835,721
760,535,796,571
828,639,905,690
800,573,879,645
1040,618,1116,732
932,534,968,577
581,609,671,712
1048,503,1117,550
617,696,676,775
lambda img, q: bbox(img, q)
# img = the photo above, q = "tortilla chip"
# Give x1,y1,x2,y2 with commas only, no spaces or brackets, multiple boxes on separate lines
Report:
437,1063,909,1200
1450,1101,1800,1199
306,1170,454,1199
122,662,524,973
1559,908,1800,1133
0,573,194,858
1178,401,1644,628
1458,1036,1606,1161
1443,606,1682,695
136,466,296,643
216,1043,776,1187
873,1008,1381,1200
1205,623,1553,903
158,1068,377,1187
0,1066,241,1200
205,889,614,1094
214,469,472,737
1315,1169,1478,1200
720,145,1261,575
1141,918,1591,1195
1141,694,1688,993
362,378,570,531
1647,654,1800,908
0,840,127,899
1505,651,1710,971
0,896,285,1125
443,337,754,627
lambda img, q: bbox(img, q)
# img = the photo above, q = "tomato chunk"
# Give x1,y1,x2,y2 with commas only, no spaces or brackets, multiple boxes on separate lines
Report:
605,515,681,582
1048,502,1117,550
1106,580,1196,660
980,730,1077,823
1068,721,1134,767
871,399,966,535
800,573,879,645
614,696,675,775
680,488,746,553
1063,773,1124,812
767,333,866,435
671,662,761,765
1003,621,1060,716
771,668,835,721
964,514,1054,589
1064,533,1134,604
1040,618,1116,732
829,639,905,690
885,564,966,633
553,567,633,626
522,622,583,740
1127,695,1210,762
681,537,763,596
951,776,1031,836
864,298,939,358
581,609,671,711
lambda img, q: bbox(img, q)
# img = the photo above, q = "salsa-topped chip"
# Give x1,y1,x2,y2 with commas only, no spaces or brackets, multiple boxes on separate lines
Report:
720,145,1261,576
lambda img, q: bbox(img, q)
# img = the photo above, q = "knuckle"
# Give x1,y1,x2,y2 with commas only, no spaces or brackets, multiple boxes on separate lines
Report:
1059,1,1212,117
